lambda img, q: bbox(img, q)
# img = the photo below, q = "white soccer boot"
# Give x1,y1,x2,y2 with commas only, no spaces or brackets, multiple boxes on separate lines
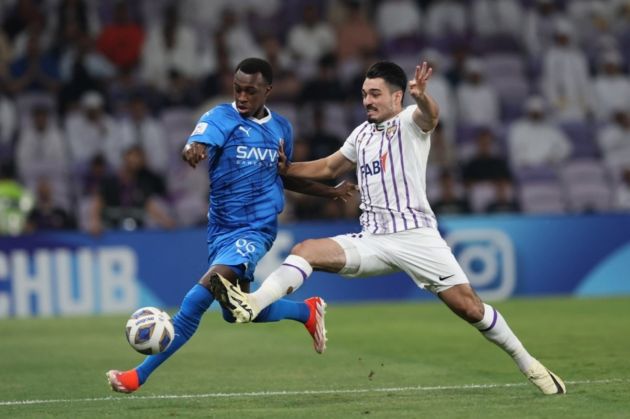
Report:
209,273,260,323
524,359,566,395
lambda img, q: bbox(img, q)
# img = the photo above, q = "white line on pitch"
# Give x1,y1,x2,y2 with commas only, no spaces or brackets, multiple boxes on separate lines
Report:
0,378,627,407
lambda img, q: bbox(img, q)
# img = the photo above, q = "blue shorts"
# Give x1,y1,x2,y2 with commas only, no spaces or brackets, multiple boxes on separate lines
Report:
207,227,274,282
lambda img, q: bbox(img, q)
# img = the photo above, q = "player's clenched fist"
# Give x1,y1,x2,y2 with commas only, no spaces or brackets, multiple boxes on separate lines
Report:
182,142,208,168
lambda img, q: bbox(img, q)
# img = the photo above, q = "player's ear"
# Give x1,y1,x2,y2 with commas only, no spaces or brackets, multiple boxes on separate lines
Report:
393,89,403,106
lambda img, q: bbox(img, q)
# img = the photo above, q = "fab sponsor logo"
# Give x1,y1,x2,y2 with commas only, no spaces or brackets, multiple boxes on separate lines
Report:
360,152,388,176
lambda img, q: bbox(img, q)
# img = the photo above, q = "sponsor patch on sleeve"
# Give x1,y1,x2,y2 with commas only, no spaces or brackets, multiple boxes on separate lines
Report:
191,122,208,136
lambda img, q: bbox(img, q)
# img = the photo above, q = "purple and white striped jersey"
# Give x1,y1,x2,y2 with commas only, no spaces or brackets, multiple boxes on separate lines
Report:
340,105,437,234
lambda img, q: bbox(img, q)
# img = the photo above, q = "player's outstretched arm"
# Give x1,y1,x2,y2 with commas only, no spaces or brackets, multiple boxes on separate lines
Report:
409,61,439,132
282,176,357,202
279,147,354,181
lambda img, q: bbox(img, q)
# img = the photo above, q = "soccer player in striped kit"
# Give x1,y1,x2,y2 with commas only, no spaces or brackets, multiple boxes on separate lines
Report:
211,60,566,395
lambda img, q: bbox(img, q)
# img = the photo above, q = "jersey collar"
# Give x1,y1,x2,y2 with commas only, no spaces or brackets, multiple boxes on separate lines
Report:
232,102,272,124
372,112,400,132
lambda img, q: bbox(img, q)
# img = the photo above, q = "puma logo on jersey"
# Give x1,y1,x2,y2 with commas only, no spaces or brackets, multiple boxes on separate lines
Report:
238,126,251,136
360,153,388,176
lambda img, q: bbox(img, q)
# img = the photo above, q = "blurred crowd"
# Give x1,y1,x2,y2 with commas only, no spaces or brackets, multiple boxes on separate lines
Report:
0,0,630,236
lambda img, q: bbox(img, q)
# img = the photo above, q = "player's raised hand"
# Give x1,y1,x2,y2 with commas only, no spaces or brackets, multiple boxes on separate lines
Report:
408,61,433,101
331,180,359,203
182,142,207,168
277,140,289,175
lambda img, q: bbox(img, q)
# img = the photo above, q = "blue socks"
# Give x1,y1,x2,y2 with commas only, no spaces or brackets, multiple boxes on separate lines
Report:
255,299,310,323
134,283,310,385
136,284,213,384
221,299,310,323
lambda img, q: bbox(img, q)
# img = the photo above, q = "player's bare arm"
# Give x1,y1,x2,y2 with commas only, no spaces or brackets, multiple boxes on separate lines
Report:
409,61,439,132
279,142,354,180
279,141,356,201
282,176,357,202
181,142,207,168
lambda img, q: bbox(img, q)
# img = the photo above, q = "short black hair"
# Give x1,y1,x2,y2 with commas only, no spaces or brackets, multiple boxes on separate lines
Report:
365,61,407,103
235,58,273,85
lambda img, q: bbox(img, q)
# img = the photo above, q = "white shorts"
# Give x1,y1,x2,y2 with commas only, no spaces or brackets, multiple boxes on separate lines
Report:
331,227,469,295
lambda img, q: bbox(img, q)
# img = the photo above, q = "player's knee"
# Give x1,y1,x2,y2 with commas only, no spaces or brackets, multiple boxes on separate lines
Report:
460,301,484,323
290,240,316,262
448,298,484,322
291,238,348,273
220,307,236,323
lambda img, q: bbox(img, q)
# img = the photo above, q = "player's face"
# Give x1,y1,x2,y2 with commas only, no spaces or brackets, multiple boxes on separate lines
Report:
362,77,403,124
233,70,271,119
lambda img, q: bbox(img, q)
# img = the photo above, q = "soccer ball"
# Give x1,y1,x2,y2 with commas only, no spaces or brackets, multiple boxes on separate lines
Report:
125,307,175,355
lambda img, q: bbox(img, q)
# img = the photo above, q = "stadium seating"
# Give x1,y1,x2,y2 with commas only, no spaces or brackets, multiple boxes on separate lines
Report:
3,0,629,232
468,182,498,213
560,159,612,213
565,181,612,213
514,165,559,184
519,182,567,214
470,35,522,55
484,53,527,79
559,121,600,158
489,76,530,122
559,158,608,185
161,108,197,160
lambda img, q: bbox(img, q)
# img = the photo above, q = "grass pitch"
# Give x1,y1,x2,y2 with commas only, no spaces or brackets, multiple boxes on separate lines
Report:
1,296,629,418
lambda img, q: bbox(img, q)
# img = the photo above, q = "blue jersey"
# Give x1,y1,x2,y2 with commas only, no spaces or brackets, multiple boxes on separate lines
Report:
187,102,293,242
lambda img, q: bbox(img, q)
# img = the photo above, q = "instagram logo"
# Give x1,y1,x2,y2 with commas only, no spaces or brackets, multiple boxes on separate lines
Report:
445,229,516,300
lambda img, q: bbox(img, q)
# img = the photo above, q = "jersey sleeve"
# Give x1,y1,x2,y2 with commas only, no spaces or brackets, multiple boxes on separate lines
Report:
282,120,294,163
400,105,432,140
186,107,231,147
339,123,366,163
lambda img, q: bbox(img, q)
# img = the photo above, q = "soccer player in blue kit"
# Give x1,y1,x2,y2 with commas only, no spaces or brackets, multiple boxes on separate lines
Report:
107,58,354,393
